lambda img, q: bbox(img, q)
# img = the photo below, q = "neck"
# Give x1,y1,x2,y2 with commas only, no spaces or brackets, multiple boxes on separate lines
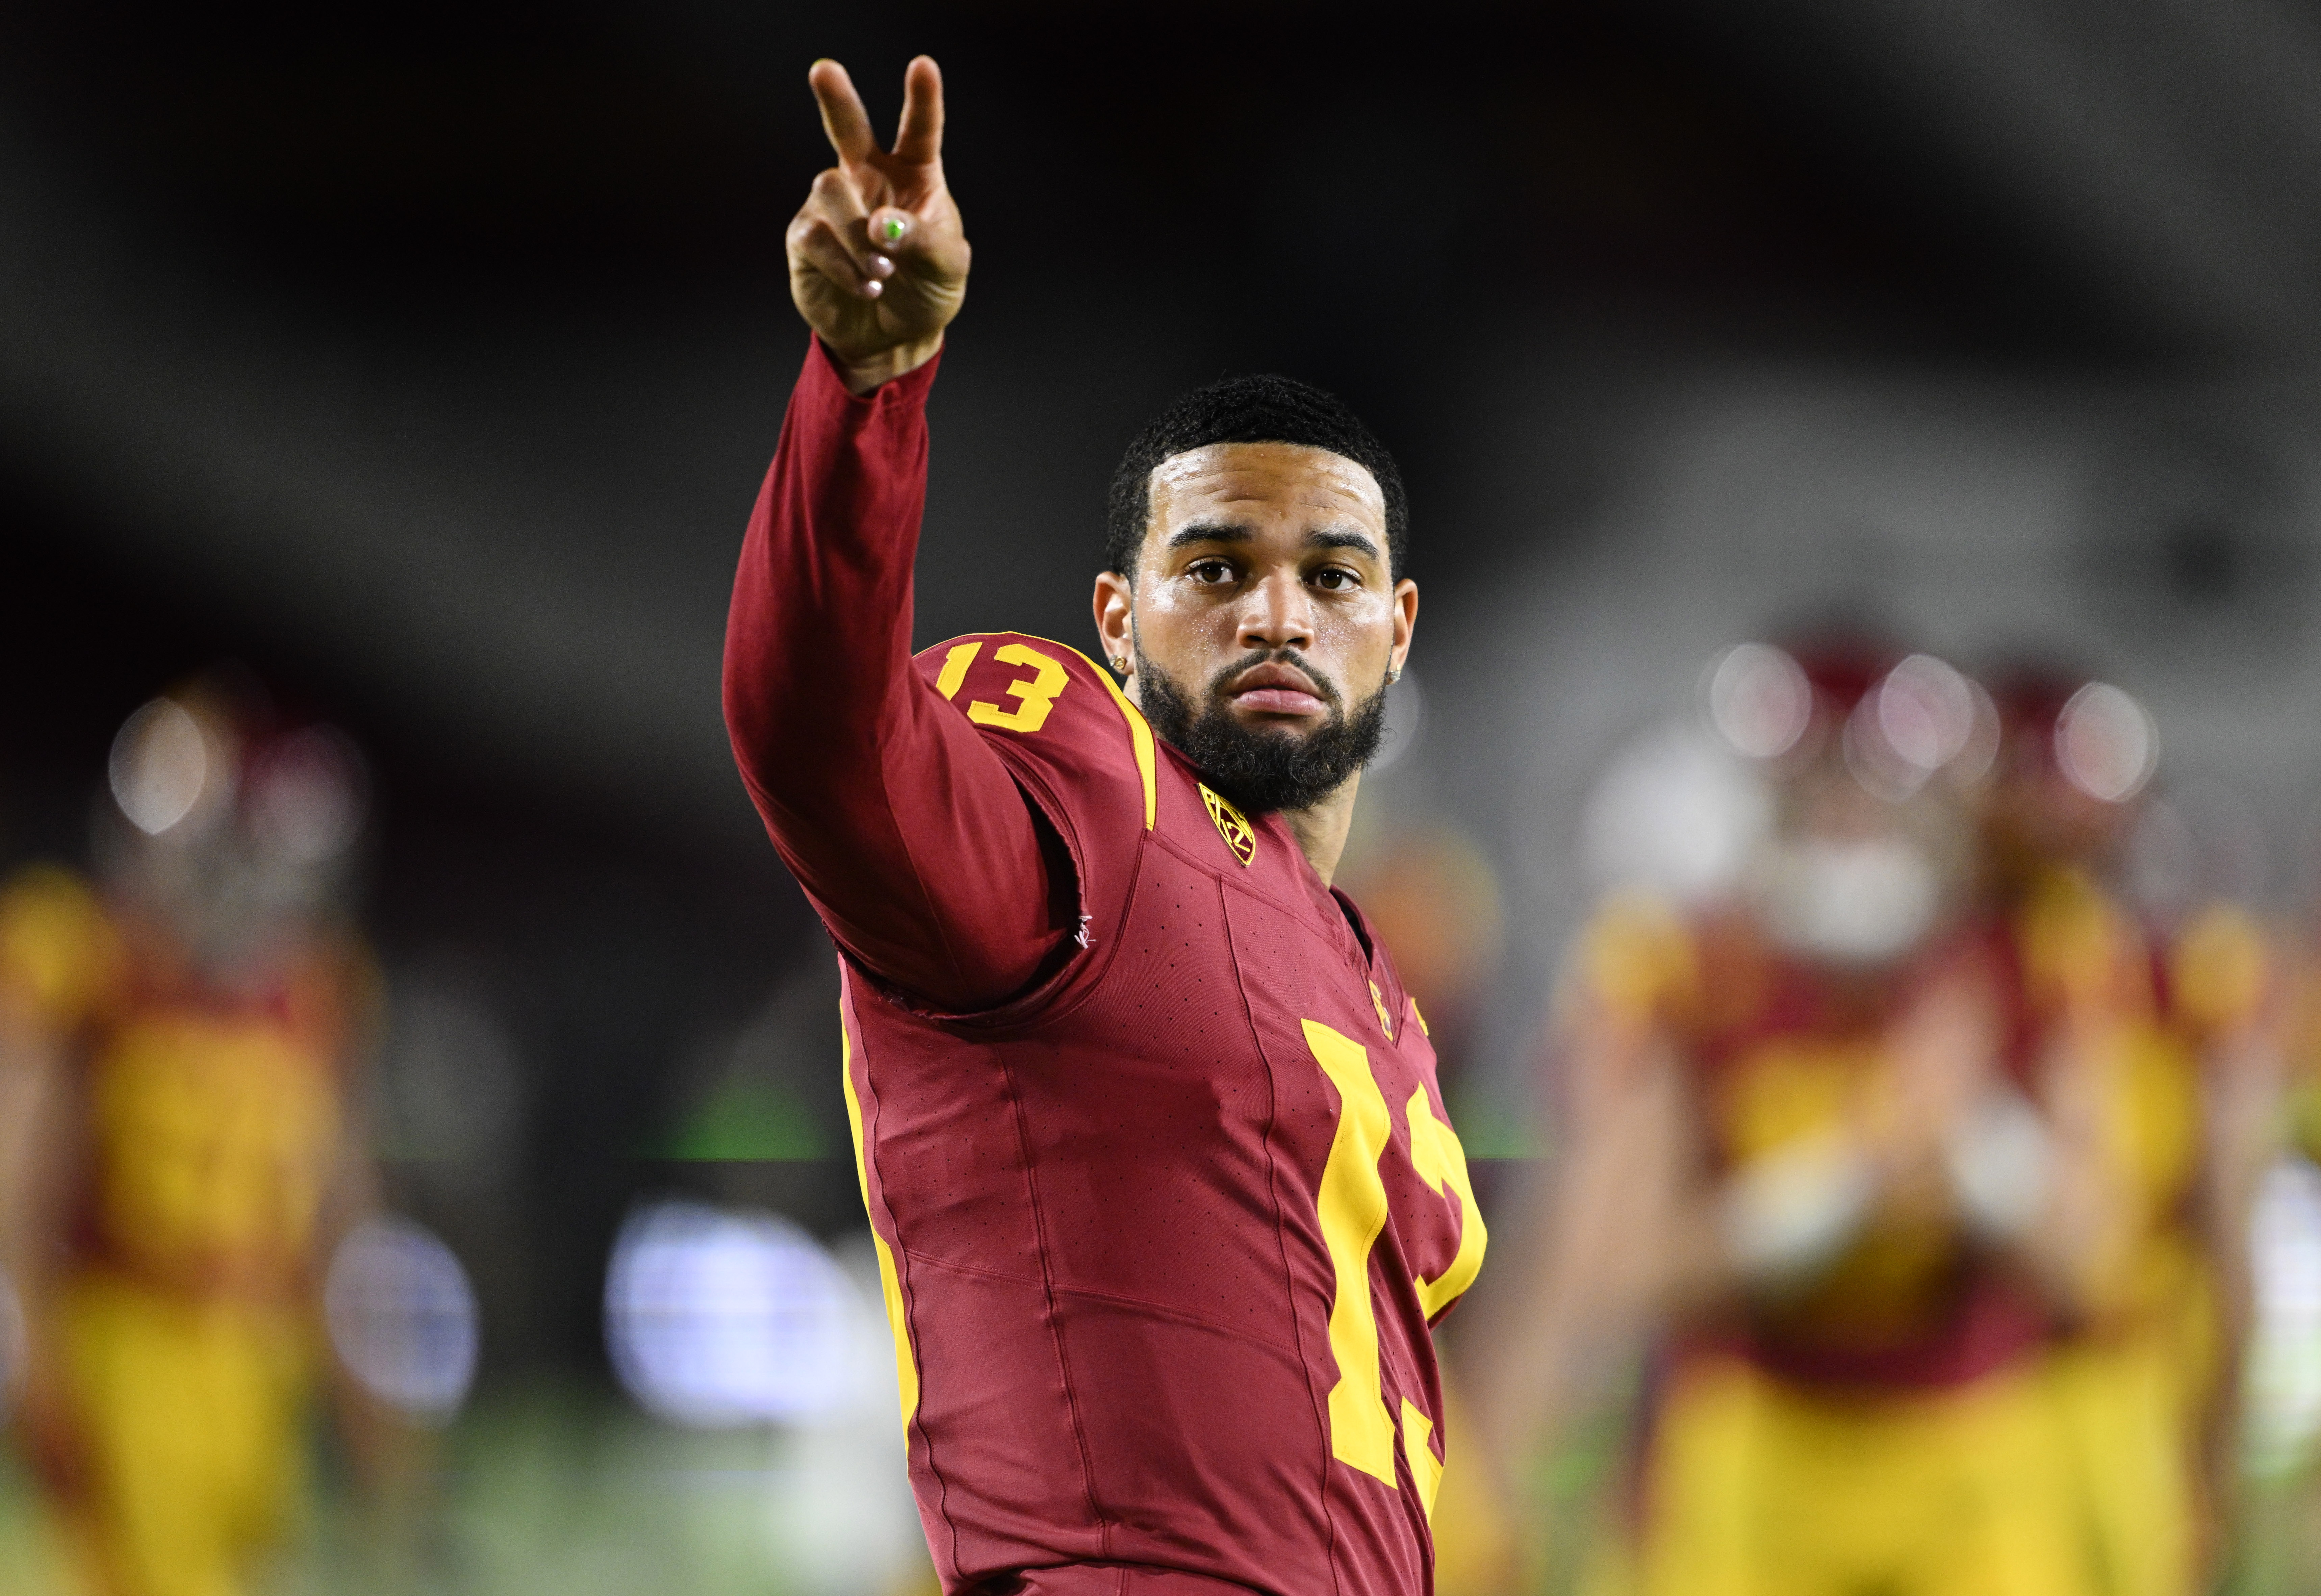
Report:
1123,673,1366,885
1282,770,1361,887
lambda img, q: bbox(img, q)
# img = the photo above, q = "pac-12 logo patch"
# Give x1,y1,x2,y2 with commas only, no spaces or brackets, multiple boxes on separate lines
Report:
1199,783,1257,867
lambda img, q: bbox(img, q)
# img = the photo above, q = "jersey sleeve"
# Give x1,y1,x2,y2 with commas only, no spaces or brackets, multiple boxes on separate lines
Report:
910,632,1159,949
722,337,1076,1014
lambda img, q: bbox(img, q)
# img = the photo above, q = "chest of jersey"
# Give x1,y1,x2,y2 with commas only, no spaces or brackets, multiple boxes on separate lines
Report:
86,1005,342,1289
1061,808,1482,1433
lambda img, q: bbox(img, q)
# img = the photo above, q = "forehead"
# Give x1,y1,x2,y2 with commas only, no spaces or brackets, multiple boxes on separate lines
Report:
1146,441,1385,533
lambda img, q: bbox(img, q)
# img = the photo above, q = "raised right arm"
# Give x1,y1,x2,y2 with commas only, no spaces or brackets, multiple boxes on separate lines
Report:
724,338,1066,1011
722,58,1066,1013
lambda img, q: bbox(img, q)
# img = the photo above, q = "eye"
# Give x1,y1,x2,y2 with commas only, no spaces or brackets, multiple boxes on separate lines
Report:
1310,566,1360,591
1186,558,1237,585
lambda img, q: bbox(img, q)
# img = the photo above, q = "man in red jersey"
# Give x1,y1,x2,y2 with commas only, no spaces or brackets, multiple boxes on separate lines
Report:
723,55,1485,1596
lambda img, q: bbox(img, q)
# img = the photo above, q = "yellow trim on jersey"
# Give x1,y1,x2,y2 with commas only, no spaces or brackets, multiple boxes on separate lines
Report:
841,1016,920,1430
1066,642,1158,831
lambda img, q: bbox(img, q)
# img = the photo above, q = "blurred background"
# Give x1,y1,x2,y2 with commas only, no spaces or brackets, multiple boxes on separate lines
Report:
8,1,2321,1592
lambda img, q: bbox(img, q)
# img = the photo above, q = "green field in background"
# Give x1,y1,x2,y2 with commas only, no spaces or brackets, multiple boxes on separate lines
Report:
6,1383,2321,1596
0,1385,841,1596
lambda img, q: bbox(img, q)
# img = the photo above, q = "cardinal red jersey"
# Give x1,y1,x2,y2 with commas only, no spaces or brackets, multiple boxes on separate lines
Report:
839,632,1485,1596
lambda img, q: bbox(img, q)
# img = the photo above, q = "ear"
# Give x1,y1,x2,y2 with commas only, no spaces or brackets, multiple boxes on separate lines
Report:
1093,571,1136,688
1389,577,1419,677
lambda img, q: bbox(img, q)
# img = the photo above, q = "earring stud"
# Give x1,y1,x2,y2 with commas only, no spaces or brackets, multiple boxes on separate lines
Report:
1387,663,1403,684
1110,655,1129,675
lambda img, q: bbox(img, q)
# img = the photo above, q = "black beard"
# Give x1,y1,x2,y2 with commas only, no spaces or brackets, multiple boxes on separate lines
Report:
1138,646,1387,815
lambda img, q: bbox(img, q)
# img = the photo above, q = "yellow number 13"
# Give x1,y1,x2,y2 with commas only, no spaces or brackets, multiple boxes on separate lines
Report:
1302,1018,1485,1517
936,640,1069,734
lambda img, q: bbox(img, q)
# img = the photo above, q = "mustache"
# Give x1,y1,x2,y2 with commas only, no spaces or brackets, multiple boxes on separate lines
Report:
1202,646,1344,708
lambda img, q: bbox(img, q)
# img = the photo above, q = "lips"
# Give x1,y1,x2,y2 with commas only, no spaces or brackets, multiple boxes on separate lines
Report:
1226,662,1328,718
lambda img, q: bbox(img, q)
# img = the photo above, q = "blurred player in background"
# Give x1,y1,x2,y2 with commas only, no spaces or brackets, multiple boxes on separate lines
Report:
1982,667,2286,1593
0,676,391,1596
1474,641,2161,1596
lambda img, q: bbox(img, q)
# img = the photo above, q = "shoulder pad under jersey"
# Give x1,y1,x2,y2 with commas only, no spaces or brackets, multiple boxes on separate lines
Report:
914,632,1158,849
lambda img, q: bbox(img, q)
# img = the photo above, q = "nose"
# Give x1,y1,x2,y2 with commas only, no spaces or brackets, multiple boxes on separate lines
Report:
1238,568,1316,655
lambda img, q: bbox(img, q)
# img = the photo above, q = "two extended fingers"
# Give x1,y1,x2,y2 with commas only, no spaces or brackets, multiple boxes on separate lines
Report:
812,55,943,166
797,56,943,299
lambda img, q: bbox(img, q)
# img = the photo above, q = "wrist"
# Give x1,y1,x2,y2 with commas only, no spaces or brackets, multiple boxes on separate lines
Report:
835,335,944,396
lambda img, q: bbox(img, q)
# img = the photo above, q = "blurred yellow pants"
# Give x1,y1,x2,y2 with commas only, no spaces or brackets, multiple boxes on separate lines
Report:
50,1274,312,1596
2048,1236,2216,1596
1596,1355,2100,1596
1429,1367,1518,1596
2046,1336,2196,1596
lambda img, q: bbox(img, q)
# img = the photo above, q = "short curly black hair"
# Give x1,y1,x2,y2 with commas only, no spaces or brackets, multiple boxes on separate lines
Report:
1103,374,1407,581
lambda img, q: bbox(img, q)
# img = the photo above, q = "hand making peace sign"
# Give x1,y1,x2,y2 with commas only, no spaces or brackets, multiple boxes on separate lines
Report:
789,56,970,393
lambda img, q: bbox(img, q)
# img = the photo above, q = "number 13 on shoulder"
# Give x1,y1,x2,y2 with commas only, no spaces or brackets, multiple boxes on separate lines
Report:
1302,1018,1484,1518
936,639,1069,734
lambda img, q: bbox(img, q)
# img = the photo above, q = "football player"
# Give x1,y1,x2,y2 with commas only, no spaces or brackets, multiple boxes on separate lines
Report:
1471,643,2108,1596
722,56,1484,1596
0,680,384,1596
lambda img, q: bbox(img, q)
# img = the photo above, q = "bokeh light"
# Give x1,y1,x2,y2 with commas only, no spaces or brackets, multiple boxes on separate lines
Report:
106,697,210,835
1707,643,1812,761
2056,682,2159,804
325,1216,482,1425
1876,654,1978,776
604,1201,865,1429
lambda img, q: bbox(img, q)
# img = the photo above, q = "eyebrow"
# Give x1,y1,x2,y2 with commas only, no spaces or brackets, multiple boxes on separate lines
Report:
1166,523,1252,550
1166,523,1383,560
1307,529,1382,559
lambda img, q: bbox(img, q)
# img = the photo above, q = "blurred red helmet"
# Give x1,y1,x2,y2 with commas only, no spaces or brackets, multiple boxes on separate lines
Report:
1987,664,2158,806
1707,634,1993,801
106,669,367,867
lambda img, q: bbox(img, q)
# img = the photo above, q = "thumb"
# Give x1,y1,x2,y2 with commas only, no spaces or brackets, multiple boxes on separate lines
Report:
866,207,920,254
866,204,962,271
